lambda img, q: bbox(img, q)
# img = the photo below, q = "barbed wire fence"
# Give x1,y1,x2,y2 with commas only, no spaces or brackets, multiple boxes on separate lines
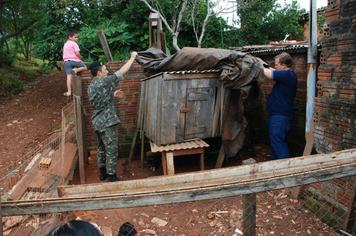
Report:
1,101,356,235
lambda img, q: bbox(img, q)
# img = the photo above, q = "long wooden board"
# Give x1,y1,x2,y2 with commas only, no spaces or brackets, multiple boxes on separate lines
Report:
2,148,356,216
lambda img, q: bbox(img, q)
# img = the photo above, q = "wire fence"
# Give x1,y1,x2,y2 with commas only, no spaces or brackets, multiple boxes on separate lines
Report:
1,101,356,236
0,102,76,201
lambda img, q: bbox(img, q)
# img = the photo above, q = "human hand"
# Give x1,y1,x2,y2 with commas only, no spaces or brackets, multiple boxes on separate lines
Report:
114,89,124,98
131,51,138,58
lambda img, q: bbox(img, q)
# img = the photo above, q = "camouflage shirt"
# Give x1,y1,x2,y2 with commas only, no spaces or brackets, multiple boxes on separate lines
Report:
88,71,123,132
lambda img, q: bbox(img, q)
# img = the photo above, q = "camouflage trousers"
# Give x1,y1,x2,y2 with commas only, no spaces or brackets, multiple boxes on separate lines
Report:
95,125,118,175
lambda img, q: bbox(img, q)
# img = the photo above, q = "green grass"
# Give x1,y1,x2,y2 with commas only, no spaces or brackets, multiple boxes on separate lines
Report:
0,55,54,99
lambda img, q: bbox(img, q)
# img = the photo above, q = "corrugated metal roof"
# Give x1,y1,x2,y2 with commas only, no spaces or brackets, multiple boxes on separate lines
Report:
142,69,221,81
231,42,321,55
165,69,221,74
150,139,209,152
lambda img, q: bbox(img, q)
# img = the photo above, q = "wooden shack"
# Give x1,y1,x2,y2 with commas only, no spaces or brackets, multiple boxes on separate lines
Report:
139,70,221,146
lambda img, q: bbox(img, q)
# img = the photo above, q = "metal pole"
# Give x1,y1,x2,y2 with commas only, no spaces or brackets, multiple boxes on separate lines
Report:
305,0,318,139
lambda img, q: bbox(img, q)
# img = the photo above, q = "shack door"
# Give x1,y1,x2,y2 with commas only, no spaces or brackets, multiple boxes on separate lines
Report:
184,86,216,140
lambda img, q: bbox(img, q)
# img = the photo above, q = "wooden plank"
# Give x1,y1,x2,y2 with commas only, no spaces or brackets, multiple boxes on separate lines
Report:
215,144,225,168
212,83,222,137
97,29,113,62
129,85,143,162
3,151,356,216
72,76,86,184
129,128,139,162
166,152,175,175
242,158,256,236
27,170,48,192
8,167,40,200
55,148,356,197
291,122,315,199
162,152,167,175
185,80,217,140
48,143,78,179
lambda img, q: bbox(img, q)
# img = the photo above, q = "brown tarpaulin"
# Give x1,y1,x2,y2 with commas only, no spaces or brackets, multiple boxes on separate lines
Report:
136,47,267,158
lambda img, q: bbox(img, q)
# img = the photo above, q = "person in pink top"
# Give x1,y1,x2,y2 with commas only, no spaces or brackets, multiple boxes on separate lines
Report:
62,29,87,96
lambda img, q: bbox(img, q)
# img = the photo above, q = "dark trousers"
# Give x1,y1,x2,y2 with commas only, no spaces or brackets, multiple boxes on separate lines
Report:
268,114,293,160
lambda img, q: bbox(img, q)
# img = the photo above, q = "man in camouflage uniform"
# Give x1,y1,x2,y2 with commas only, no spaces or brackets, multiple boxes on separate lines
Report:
87,51,137,182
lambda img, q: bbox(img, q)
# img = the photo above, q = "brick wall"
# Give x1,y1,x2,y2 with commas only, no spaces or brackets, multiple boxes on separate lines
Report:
80,61,146,157
307,0,356,232
314,0,356,153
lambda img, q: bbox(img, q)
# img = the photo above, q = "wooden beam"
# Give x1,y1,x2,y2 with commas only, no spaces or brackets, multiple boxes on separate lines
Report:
2,149,356,216
291,122,315,199
242,158,256,236
72,76,86,184
97,29,113,62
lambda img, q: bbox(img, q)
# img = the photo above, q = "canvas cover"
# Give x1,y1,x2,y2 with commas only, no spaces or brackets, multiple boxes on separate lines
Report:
136,47,267,158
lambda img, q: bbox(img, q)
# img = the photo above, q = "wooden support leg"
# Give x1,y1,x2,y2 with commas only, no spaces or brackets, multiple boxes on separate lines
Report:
166,152,175,175
129,128,139,162
140,129,144,167
162,151,167,175
215,144,225,168
200,152,205,171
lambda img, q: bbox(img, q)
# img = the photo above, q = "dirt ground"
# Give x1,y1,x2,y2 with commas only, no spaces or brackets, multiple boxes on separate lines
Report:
1,70,341,235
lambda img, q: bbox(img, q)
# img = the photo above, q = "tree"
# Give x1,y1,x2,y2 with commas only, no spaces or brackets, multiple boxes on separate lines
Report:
0,0,45,67
230,0,305,46
140,0,189,52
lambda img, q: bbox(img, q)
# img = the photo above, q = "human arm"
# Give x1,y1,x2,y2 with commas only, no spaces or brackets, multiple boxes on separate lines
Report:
75,51,82,61
119,51,138,75
264,67,274,79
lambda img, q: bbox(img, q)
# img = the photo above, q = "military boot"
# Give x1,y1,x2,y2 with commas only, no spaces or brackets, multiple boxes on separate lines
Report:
99,167,108,181
108,174,121,182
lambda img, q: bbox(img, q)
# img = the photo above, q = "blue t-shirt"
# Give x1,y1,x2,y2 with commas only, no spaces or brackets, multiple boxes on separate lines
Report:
266,69,297,117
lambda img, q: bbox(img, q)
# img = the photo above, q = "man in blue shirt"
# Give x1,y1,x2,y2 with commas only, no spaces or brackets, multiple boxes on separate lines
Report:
264,52,297,160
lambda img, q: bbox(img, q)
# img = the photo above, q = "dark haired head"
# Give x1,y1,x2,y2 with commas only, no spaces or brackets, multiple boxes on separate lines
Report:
46,220,102,236
118,222,137,236
275,52,292,68
89,61,104,77
67,29,78,38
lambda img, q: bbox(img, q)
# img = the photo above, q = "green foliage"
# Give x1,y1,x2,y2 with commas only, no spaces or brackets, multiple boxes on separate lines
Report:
0,0,47,67
0,74,25,97
79,19,135,61
231,0,305,46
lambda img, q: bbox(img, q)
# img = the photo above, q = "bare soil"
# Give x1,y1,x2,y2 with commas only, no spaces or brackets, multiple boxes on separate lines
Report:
1,70,340,236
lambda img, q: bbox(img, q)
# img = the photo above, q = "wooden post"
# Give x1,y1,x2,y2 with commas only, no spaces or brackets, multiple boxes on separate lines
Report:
140,129,145,167
97,30,113,62
215,143,225,168
242,158,256,236
0,192,3,236
291,122,315,199
72,76,86,184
